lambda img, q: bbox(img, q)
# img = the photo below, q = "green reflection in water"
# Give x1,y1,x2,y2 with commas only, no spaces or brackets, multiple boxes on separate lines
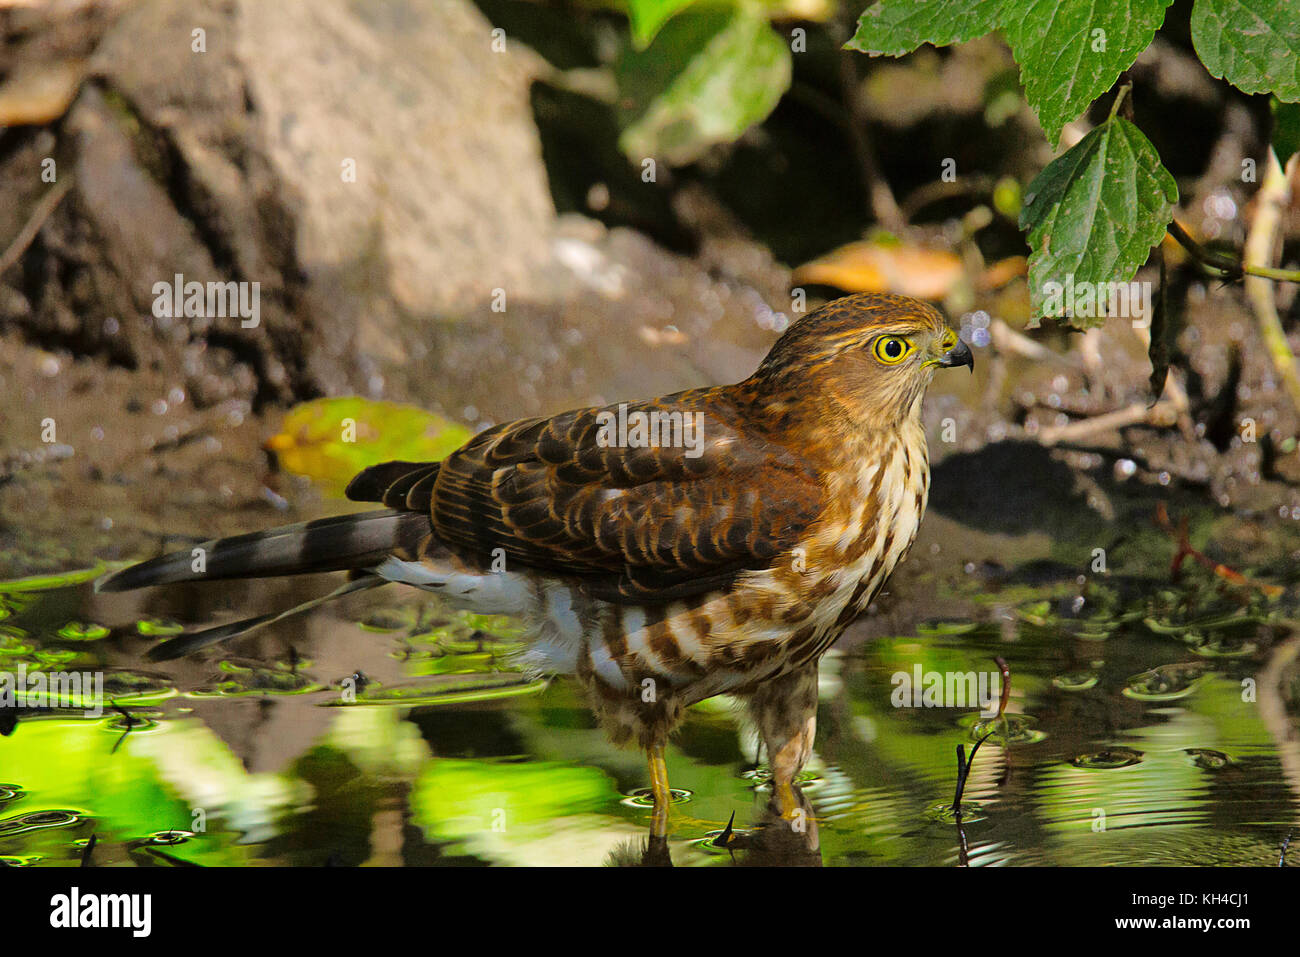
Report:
0,563,1295,866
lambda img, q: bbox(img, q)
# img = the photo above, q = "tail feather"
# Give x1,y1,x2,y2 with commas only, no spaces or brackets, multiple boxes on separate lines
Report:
345,460,440,508
94,508,431,593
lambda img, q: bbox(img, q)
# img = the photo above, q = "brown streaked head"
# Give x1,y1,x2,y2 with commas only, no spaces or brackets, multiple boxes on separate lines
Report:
748,293,972,430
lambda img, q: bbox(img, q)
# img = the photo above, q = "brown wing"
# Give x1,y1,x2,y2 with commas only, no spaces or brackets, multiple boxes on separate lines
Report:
347,387,824,602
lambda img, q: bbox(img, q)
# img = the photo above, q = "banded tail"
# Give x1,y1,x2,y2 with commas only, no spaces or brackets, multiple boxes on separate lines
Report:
93,507,433,594
93,461,444,659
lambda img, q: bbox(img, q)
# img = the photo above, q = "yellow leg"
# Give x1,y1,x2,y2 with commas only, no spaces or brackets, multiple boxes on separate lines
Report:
647,744,671,837
748,662,819,823
773,778,801,821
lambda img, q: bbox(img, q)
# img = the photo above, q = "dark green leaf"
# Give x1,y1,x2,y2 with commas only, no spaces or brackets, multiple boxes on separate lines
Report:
1003,0,1175,146
1191,0,1300,102
846,0,1005,56
1019,116,1178,326
1271,97,1300,161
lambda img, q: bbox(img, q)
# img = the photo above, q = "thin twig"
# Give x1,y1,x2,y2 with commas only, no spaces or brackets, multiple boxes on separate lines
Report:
1167,217,1300,284
834,17,904,232
110,702,137,754
990,319,1084,368
0,176,73,276
953,732,996,815
1167,220,1243,279
953,657,1012,814
1037,399,1180,446
1108,81,1133,123
900,175,995,221
79,832,97,868
1243,151,1300,414
1155,502,1283,597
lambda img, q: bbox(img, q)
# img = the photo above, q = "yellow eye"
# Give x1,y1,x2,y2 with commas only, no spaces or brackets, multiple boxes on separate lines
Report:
873,335,913,365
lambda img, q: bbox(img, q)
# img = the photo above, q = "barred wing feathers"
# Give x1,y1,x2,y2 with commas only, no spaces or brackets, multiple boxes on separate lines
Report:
347,389,824,602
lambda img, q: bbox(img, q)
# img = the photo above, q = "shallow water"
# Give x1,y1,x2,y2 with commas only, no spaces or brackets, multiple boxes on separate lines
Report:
0,563,1296,866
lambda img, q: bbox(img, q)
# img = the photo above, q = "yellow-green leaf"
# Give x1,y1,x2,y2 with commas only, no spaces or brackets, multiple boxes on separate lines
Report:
266,397,471,492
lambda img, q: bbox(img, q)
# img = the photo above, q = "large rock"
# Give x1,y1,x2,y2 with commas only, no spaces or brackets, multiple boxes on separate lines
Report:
2,0,560,409
0,0,793,575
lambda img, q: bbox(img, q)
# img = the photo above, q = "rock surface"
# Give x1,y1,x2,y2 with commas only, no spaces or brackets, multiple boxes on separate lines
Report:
0,0,792,574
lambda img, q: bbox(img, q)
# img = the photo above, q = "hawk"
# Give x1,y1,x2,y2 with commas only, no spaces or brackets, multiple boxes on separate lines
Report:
97,293,973,836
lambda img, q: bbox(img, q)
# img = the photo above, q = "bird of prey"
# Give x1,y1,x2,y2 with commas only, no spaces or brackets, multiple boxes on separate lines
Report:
97,292,973,837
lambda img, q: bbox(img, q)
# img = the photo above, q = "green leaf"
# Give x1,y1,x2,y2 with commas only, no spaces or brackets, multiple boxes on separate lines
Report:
625,0,698,50
1191,0,1300,102
0,563,108,594
846,0,1005,56
1003,0,1175,146
617,8,792,166
1019,116,1178,326
1273,97,1300,161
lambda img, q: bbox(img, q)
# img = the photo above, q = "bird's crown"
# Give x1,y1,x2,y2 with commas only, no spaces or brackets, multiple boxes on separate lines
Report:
755,293,950,375
743,293,967,432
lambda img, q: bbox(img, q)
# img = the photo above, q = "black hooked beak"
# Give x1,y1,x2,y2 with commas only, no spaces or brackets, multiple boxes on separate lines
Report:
938,337,974,372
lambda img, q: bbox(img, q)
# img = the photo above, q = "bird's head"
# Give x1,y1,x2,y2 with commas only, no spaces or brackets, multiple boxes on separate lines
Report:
748,293,973,432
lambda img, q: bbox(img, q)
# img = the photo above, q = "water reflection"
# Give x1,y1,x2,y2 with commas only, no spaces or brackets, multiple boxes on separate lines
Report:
0,570,1296,866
